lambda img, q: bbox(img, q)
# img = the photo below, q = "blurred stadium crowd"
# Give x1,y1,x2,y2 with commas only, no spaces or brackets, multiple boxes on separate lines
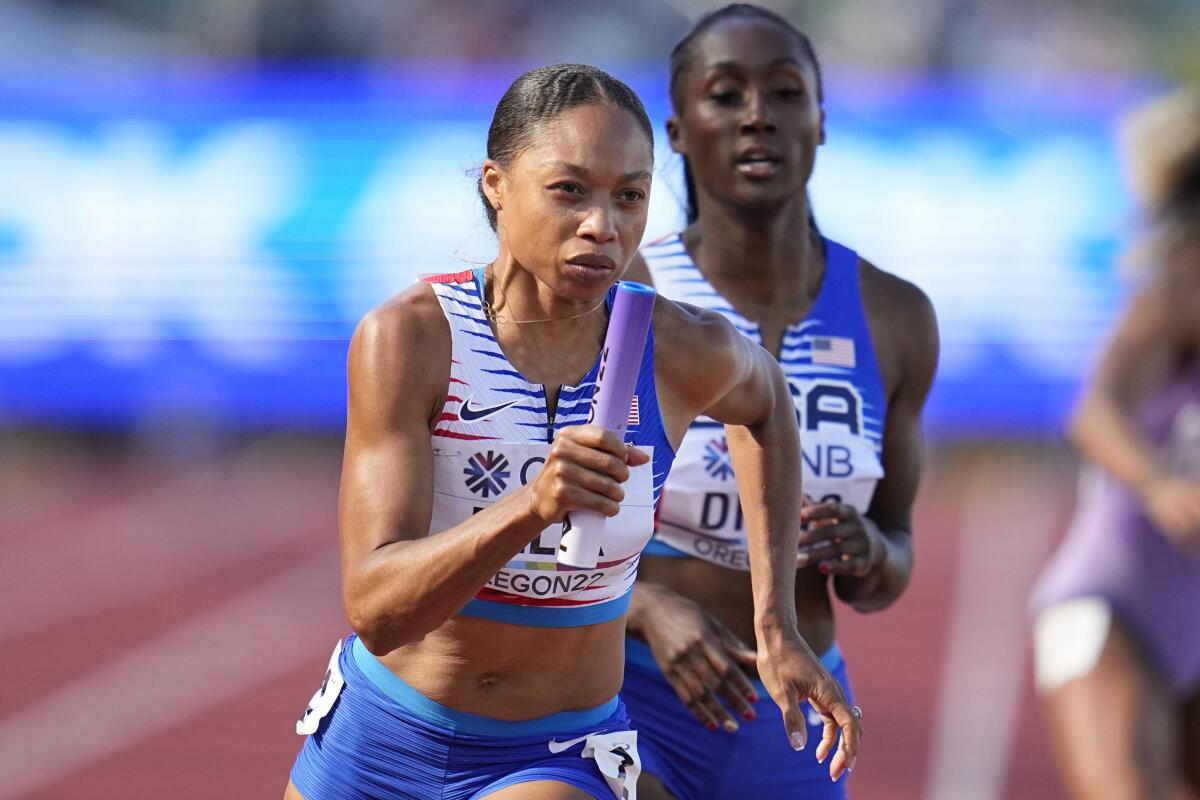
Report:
1,0,1197,78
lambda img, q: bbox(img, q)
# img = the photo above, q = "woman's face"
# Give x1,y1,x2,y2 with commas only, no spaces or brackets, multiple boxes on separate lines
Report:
482,102,653,303
670,17,824,215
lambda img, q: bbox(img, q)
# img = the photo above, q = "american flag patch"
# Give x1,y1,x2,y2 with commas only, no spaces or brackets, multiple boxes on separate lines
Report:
627,395,640,427
811,336,855,368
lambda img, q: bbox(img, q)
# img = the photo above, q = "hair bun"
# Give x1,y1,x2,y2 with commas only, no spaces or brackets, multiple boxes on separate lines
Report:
1119,88,1200,214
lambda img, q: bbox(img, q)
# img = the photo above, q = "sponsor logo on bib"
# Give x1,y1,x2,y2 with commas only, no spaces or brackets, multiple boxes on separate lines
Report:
702,437,734,481
464,450,510,497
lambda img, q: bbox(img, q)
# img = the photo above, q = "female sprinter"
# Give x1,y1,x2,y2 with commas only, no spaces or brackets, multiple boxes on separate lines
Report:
284,63,860,800
620,6,938,798
1030,89,1200,800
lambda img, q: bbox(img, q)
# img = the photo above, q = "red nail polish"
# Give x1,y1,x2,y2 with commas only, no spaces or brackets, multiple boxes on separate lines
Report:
819,563,832,575
743,711,756,721
745,694,758,703
706,722,718,731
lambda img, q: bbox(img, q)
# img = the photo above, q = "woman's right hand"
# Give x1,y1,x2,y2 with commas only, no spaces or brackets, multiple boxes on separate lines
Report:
526,424,649,523
1139,473,1200,547
635,584,760,733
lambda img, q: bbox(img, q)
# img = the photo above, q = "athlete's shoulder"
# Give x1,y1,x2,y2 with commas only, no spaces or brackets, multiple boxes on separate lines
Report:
349,281,451,396
1146,267,1200,347
652,293,738,343
355,281,446,350
651,294,763,428
651,294,749,379
1105,270,1199,366
857,256,932,319
859,258,937,344
857,257,939,396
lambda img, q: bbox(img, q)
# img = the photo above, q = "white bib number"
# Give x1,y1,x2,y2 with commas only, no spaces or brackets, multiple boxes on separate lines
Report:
296,639,345,735
548,730,641,800
431,442,655,568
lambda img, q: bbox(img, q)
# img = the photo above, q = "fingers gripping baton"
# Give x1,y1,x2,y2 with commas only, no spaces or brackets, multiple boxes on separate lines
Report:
557,281,656,569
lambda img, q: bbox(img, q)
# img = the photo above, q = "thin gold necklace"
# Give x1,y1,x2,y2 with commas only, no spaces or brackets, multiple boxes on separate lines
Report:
482,266,606,325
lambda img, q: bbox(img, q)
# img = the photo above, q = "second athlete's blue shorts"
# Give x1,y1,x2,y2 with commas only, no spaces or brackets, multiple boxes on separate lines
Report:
621,637,853,799
290,635,634,799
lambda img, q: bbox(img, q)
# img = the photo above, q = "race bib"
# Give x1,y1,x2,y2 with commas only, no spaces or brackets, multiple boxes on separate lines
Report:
431,443,655,603
296,639,345,735
548,730,641,800
654,423,882,570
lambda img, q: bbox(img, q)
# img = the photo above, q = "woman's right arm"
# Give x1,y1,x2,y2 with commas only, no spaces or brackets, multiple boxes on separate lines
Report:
622,256,763,730
339,285,644,655
1070,277,1200,538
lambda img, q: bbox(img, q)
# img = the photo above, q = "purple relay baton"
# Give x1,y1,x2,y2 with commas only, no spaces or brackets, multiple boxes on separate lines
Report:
557,281,657,569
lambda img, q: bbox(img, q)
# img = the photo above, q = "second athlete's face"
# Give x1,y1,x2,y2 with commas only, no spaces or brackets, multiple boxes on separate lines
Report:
485,103,653,303
670,18,824,214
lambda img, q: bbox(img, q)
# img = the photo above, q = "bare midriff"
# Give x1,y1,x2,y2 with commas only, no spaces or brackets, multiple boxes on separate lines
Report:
636,554,835,665
376,614,627,719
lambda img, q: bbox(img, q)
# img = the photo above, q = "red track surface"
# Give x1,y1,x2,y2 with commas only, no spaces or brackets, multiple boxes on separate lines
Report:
0,438,1073,799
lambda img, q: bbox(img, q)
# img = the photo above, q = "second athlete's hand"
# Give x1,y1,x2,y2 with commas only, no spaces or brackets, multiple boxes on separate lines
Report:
635,583,760,732
798,500,886,577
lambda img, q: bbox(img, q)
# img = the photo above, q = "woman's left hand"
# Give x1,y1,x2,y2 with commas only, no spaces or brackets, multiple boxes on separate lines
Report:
798,501,886,577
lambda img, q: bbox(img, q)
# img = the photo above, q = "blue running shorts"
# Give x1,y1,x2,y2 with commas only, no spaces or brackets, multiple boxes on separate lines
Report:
621,637,853,799
291,636,638,799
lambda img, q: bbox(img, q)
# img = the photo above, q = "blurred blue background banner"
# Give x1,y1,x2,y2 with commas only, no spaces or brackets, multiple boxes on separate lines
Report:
0,67,1135,437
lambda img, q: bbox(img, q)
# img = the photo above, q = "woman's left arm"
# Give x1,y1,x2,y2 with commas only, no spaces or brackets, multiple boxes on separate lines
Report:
801,279,939,612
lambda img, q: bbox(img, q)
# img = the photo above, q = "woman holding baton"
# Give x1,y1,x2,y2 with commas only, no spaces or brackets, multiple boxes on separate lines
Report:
284,63,859,800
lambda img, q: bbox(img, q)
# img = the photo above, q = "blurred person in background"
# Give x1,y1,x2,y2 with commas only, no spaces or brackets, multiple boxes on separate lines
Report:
285,62,859,800
1030,88,1200,800
620,5,937,798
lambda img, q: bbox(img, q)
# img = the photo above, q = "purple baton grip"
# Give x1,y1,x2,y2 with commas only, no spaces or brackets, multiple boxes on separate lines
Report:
557,281,657,569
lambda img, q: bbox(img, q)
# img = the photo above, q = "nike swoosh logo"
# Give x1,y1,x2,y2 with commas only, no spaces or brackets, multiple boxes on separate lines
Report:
547,733,590,754
459,396,520,422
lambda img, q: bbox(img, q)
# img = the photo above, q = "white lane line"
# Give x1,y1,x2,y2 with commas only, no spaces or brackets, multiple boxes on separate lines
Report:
924,452,1063,800
0,551,344,800
0,449,336,644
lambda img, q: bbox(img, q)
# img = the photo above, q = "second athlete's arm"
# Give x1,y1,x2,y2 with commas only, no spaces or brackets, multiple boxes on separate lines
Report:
831,275,939,612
